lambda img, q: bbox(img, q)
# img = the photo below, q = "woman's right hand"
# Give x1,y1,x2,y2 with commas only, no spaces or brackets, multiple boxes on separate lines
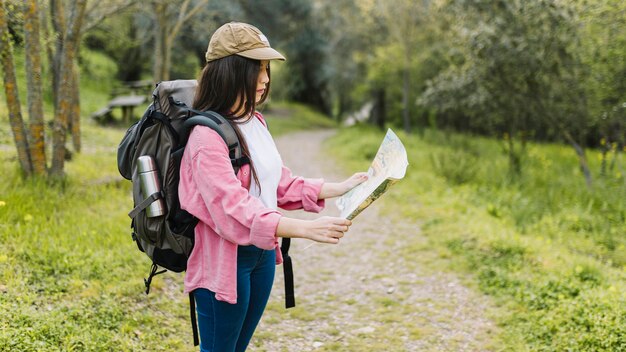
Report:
276,216,352,244
304,216,352,244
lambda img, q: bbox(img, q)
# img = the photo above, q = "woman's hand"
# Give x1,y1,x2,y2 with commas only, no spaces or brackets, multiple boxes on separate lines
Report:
303,216,352,244
276,216,352,244
342,172,369,193
318,172,369,199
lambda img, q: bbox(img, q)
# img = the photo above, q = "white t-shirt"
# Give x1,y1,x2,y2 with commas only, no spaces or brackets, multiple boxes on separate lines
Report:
237,115,282,209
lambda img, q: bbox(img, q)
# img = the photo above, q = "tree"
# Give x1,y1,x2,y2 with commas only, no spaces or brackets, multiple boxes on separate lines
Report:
315,0,378,119
238,0,332,114
1,0,135,178
48,0,136,153
420,0,588,177
577,0,626,178
316,0,440,130
0,0,32,175
23,0,46,175
151,0,209,83
49,0,87,176
374,0,429,134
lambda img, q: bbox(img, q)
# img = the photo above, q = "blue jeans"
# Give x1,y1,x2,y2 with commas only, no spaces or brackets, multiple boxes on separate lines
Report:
193,245,276,352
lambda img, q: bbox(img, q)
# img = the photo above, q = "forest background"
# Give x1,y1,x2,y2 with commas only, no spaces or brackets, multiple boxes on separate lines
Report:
1,0,625,351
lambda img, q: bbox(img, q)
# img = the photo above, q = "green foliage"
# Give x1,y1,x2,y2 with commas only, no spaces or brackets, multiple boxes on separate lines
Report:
7,0,624,148
0,46,118,121
3,0,24,45
83,11,149,82
421,0,584,142
327,0,442,127
260,101,336,136
577,0,626,147
428,134,481,184
238,0,332,113
78,49,119,113
315,0,373,117
328,126,626,351
429,150,479,185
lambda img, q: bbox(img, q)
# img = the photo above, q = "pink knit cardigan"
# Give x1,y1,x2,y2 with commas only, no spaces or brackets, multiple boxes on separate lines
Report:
178,113,325,303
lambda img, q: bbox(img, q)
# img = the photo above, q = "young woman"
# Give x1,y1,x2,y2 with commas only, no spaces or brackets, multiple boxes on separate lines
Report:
178,22,367,351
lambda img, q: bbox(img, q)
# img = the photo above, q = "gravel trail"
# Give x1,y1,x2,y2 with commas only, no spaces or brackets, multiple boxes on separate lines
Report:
250,130,499,352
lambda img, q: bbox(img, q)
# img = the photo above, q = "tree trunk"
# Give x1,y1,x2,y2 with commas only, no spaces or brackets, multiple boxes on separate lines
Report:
563,130,593,189
507,134,522,176
70,61,81,152
152,0,208,82
152,2,167,83
41,1,55,93
337,91,348,121
163,33,174,81
402,53,411,134
23,0,47,175
50,0,66,110
0,1,33,176
50,0,87,177
370,88,386,130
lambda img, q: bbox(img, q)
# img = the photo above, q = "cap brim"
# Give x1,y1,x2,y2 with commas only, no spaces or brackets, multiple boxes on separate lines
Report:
236,47,286,61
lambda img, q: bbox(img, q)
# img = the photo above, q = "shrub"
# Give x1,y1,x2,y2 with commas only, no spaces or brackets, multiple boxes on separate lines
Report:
430,150,479,184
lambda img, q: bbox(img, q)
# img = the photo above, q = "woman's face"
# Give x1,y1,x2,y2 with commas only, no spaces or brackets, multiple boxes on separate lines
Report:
256,60,269,103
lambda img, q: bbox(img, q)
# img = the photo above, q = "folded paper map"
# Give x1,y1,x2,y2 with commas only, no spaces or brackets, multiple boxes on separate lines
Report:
336,129,408,220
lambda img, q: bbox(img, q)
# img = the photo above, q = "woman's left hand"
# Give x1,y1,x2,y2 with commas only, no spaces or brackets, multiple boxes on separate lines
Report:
341,172,369,194
318,172,369,199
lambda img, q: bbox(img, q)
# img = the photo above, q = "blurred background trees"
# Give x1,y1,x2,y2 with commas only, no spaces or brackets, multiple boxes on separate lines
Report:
0,0,624,179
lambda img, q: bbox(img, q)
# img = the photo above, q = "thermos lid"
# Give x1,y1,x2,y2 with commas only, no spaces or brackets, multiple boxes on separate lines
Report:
137,155,157,173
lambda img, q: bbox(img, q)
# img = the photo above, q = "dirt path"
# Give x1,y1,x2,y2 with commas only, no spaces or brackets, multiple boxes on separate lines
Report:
250,130,499,352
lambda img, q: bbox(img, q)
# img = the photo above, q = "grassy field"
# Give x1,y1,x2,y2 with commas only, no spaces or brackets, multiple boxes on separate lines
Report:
327,126,626,351
2,114,625,350
0,101,335,351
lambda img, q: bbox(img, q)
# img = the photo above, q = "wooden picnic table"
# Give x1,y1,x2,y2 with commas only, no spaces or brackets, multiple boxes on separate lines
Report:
108,95,147,124
123,80,154,95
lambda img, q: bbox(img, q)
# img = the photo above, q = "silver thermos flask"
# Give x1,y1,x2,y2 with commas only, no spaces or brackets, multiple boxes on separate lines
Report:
137,155,166,217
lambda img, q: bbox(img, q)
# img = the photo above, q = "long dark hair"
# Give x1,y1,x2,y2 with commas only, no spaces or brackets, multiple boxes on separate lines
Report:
193,55,271,191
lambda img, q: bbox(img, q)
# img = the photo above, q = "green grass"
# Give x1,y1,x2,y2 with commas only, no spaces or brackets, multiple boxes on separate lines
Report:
0,116,195,350
260,101,337,136
0,47,117,120
327,125,626,351
0,83,334,350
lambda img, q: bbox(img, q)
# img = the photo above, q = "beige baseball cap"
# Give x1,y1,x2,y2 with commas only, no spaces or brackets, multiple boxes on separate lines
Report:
205,22,286,62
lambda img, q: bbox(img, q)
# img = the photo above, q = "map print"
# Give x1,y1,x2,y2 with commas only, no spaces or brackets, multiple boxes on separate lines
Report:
336,129,408,220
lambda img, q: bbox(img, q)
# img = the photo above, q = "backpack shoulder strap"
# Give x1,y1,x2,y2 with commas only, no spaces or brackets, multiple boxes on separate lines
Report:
184,110,249,173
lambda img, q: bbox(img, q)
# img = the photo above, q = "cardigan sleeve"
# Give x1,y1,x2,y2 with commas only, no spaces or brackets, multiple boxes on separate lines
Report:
276,165,325,213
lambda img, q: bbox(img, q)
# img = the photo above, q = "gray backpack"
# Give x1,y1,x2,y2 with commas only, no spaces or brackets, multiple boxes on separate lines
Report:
118,79,247,280
117,80,247,346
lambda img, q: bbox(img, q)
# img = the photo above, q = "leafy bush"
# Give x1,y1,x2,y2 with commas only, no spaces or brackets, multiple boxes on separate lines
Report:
430,150,479,184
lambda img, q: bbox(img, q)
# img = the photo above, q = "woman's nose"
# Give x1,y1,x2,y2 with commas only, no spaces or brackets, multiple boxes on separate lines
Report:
259,70,269,84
